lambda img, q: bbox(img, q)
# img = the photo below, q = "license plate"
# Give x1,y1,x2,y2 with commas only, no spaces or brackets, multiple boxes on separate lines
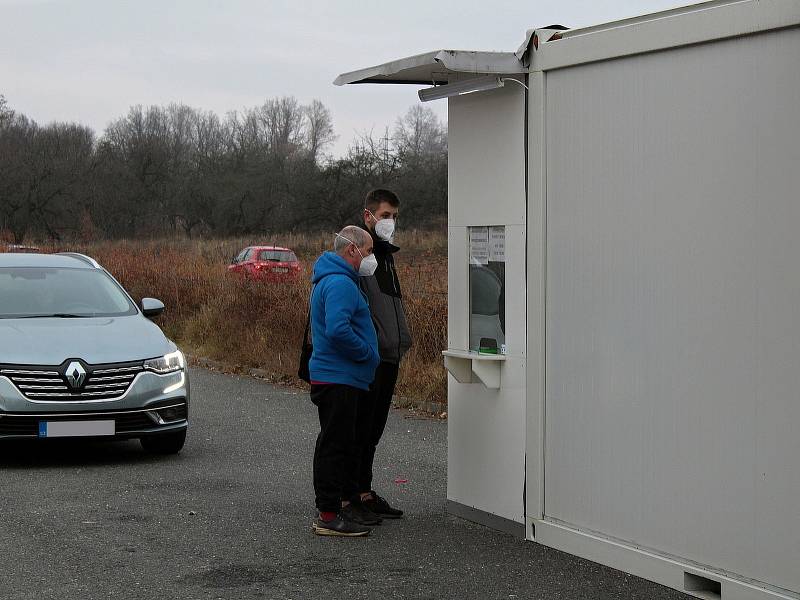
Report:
38,420,115,438
272,267,288,273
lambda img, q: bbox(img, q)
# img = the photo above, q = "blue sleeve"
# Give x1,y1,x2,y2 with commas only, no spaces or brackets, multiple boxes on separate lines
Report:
322,280,375,363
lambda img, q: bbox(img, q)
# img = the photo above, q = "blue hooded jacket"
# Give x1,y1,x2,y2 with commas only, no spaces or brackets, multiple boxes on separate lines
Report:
309,251,380,390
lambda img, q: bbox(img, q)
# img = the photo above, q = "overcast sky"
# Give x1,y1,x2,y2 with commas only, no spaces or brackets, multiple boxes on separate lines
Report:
1,0,688,156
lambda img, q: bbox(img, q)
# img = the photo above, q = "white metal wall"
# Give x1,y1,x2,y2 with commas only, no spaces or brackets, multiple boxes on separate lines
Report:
543,26,800,593
447,83,527,524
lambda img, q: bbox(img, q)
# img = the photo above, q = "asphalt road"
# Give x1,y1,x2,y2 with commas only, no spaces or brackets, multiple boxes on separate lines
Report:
0,368,689,600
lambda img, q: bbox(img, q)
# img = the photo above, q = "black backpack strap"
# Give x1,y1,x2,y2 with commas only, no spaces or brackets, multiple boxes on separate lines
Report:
302,274,331,352
302,301,312,346
304,281,320,344
298,283,317,384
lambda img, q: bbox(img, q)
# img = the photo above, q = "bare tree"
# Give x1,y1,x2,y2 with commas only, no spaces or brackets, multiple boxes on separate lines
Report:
0,94,14,128
28,122,95,240
258,96,305,159
98,105,173,233
393,105,447,161
0,111,36,241
0,113,94,242
304,99,336,163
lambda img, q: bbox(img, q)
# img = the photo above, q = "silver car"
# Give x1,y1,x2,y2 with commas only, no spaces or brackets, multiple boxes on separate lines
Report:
0,252,189,453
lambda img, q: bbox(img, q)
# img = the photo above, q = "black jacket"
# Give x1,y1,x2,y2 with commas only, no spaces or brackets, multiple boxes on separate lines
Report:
359,226,413,364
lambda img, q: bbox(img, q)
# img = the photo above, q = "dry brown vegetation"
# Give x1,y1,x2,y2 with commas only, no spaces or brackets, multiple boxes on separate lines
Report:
56,232,448,404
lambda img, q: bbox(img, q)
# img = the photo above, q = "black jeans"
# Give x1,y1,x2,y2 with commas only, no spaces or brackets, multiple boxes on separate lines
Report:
311,384,369,512
356,361,399,492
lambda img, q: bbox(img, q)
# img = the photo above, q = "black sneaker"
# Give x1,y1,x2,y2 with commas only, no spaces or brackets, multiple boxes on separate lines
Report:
362,491,403,519
312,515,371,537
341,502,382,526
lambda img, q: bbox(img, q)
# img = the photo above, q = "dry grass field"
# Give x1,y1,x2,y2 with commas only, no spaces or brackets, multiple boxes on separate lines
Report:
53,232,448,405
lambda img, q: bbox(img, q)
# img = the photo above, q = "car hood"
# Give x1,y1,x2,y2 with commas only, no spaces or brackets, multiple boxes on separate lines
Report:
0,316,175,366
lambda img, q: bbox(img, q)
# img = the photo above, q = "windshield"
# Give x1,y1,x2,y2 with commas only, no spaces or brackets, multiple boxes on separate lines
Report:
258,250,297,262
0,267,138,318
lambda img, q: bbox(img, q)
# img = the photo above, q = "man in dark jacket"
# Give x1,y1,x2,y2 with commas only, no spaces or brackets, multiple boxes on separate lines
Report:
353,189,413,519
310,226,382,537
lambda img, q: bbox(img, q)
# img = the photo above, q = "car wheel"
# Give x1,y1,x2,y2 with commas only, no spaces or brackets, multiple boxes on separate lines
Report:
140,429,186,454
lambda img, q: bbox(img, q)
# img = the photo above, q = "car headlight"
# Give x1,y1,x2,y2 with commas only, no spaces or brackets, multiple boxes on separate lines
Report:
144,351,185,374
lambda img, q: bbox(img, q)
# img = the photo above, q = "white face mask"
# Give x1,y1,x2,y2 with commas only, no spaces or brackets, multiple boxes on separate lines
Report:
358,253,378,277
335,232,378,277
367,209,396,242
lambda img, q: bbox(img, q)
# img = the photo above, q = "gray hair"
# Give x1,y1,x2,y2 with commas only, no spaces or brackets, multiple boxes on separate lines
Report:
334,226,369,254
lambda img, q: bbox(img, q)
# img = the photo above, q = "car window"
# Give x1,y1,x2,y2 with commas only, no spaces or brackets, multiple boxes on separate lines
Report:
242,248,254,261
257,250,297,262
0,267,138,318
233,248,250,263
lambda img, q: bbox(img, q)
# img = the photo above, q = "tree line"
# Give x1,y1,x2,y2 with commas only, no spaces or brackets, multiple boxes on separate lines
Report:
0,94,447,243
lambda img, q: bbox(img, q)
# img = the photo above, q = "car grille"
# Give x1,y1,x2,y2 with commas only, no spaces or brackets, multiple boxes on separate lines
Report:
0,361,145,401
0,401,188,437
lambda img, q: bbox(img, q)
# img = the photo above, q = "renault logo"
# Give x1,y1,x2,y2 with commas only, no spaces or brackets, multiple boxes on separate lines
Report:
65,361,87,389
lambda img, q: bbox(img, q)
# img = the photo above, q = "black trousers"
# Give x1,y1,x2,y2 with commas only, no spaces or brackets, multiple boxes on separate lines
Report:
356,361,399,492
311,384,369,512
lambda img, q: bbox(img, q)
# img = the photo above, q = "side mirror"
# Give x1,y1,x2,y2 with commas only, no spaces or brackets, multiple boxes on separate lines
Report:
141,297,165,318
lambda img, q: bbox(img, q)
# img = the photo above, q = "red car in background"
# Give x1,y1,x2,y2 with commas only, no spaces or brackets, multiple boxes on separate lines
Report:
228,246,303,282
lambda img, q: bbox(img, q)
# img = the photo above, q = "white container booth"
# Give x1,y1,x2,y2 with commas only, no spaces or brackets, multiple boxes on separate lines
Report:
336,2,800,599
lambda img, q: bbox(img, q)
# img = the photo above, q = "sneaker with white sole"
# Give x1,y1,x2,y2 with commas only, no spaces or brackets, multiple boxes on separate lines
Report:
312,515,371,537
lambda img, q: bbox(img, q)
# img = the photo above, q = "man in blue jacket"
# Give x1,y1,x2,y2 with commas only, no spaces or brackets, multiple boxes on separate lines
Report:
310,225,382,537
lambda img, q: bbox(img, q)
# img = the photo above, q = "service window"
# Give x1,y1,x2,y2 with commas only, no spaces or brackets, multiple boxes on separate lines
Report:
469,226,505,352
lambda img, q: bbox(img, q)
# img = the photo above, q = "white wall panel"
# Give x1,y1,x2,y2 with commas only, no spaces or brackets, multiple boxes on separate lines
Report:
448,84,526,227
446,88,527,524
544,27,800,593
